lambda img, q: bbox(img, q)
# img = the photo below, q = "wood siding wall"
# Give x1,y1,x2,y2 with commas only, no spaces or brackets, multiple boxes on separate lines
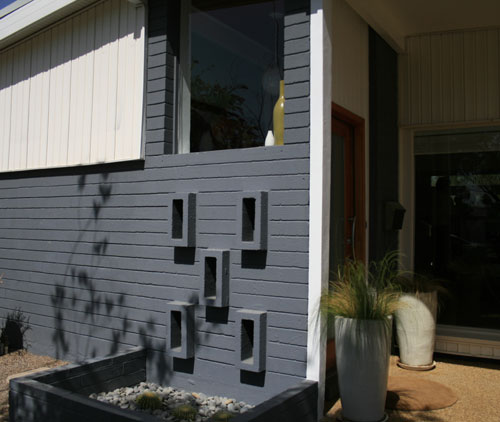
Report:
0,0,145,173
399,27,500,126
0,0,310,404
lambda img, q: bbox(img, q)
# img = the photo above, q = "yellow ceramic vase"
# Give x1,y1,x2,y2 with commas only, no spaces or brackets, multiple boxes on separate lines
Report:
273,80,285,146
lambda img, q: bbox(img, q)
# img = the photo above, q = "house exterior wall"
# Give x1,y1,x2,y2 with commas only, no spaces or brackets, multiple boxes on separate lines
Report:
0,0,145,172
330,0,369,260
399,27,500,127
0,0,311,404
331,0,369,124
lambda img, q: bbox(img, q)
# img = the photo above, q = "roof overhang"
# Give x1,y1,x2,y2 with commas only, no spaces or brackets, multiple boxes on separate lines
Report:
345,0,500,53
0,0,102,50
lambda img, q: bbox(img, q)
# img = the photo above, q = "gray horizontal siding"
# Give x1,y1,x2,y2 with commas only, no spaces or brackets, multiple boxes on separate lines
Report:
0,0,310,405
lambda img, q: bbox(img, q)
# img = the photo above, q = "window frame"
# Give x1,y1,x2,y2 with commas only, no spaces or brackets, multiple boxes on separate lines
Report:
175,0,285,154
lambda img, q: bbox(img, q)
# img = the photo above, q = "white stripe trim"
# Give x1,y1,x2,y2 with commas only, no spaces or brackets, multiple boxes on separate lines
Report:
308,0,332,415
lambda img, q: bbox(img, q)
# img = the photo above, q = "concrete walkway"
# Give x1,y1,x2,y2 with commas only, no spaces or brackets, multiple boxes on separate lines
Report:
324,354,500,421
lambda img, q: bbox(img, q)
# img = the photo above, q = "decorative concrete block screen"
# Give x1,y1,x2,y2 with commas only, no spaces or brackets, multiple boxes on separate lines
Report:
166,301,195,359
167,193,196,247
9,348,318,422
236,191,268,250
199,249,230,308
236,310,267,373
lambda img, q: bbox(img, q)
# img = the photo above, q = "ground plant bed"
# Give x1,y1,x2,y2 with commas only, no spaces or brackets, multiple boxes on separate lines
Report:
9,347,317,422
92,382,254,421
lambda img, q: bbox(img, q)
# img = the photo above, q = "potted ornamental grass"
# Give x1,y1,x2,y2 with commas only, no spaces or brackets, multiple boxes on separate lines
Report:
394,274,448,370
321,252,403,422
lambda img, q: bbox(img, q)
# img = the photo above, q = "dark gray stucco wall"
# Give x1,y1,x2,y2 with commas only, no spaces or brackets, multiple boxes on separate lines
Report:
368,28,399,261
0,0,310,405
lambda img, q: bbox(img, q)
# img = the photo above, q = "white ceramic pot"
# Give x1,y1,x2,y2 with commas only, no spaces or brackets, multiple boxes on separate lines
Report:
395,291,437,368
335,316,392,422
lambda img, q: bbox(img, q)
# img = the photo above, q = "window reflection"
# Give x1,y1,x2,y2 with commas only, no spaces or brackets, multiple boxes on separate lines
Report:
189,0,284,152
414,128,500,330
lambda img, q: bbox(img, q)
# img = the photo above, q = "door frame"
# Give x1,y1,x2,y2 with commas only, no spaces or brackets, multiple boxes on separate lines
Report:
399,123,500,359
332,102,366,263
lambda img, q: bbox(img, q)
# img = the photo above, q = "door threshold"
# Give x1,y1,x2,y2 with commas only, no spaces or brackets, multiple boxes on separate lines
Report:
435,325,500,360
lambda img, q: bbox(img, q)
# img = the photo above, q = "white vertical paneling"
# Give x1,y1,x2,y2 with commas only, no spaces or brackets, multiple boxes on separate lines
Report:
407,37,421,124
19,40,32,170
475,30,488,120
419,35,432,124
451,32,465,122
105,0,120,161
68,11,85,166
47,24,62,167
441,33,454,122
27,33,43,168
430,34,442,123
10,42,31,170
487,29,499,119
59,19,73,165
131,3,145,160
462,31,475,121
38,30,52,168
115,0,132,160
90,1,107,163
400,27,500,127
81,7,96,164
398,54,410,125
0,49,13,171
0,0,145,173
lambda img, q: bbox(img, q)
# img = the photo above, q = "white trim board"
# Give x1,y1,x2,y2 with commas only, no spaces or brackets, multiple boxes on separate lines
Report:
307,0,332,416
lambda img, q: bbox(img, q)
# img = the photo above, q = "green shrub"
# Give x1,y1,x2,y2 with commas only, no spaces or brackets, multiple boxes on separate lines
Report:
321,251,403,321
171,403,198,421
211,410,235,421
136,391,162,410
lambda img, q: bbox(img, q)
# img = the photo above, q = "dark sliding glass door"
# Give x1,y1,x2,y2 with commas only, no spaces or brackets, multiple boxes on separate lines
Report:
414,128,500,330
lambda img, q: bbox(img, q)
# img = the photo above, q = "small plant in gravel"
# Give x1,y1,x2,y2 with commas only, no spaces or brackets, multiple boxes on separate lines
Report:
136,391,162,410
211,410,235,421
171,403,198,421
1,307,31,353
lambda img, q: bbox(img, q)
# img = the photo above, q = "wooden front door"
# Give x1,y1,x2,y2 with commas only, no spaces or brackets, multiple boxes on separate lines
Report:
326,104,366,375
329,103,366,275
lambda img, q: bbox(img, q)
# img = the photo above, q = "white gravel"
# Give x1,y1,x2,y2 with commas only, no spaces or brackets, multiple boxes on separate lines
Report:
89,381,254,421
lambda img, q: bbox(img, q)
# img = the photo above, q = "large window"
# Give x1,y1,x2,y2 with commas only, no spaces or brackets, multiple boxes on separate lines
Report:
178,0,284,153
414,128,500,330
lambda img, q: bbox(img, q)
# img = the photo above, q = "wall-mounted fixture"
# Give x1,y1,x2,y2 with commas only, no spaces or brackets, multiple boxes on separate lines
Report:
235,309,267,373
166,301,195,359
385,201,406,231
236,191,268,250
167,193,196,247
199,249,230,308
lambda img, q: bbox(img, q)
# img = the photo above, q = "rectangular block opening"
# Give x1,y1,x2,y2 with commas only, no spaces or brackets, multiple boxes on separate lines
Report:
241,319,255,364
172,199,184,239
204,256,217,299
242,197,256,242
171,311,182,350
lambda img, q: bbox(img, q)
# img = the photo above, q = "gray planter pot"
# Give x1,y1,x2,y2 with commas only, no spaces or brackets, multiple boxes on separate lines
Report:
335,316,392,422
395,291,437,368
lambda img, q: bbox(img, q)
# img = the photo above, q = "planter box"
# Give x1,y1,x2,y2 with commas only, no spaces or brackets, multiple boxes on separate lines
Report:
9,347,317,422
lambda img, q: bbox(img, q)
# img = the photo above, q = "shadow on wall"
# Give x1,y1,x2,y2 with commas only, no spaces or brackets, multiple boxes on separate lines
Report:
45,169,161,384
46,168,211,392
